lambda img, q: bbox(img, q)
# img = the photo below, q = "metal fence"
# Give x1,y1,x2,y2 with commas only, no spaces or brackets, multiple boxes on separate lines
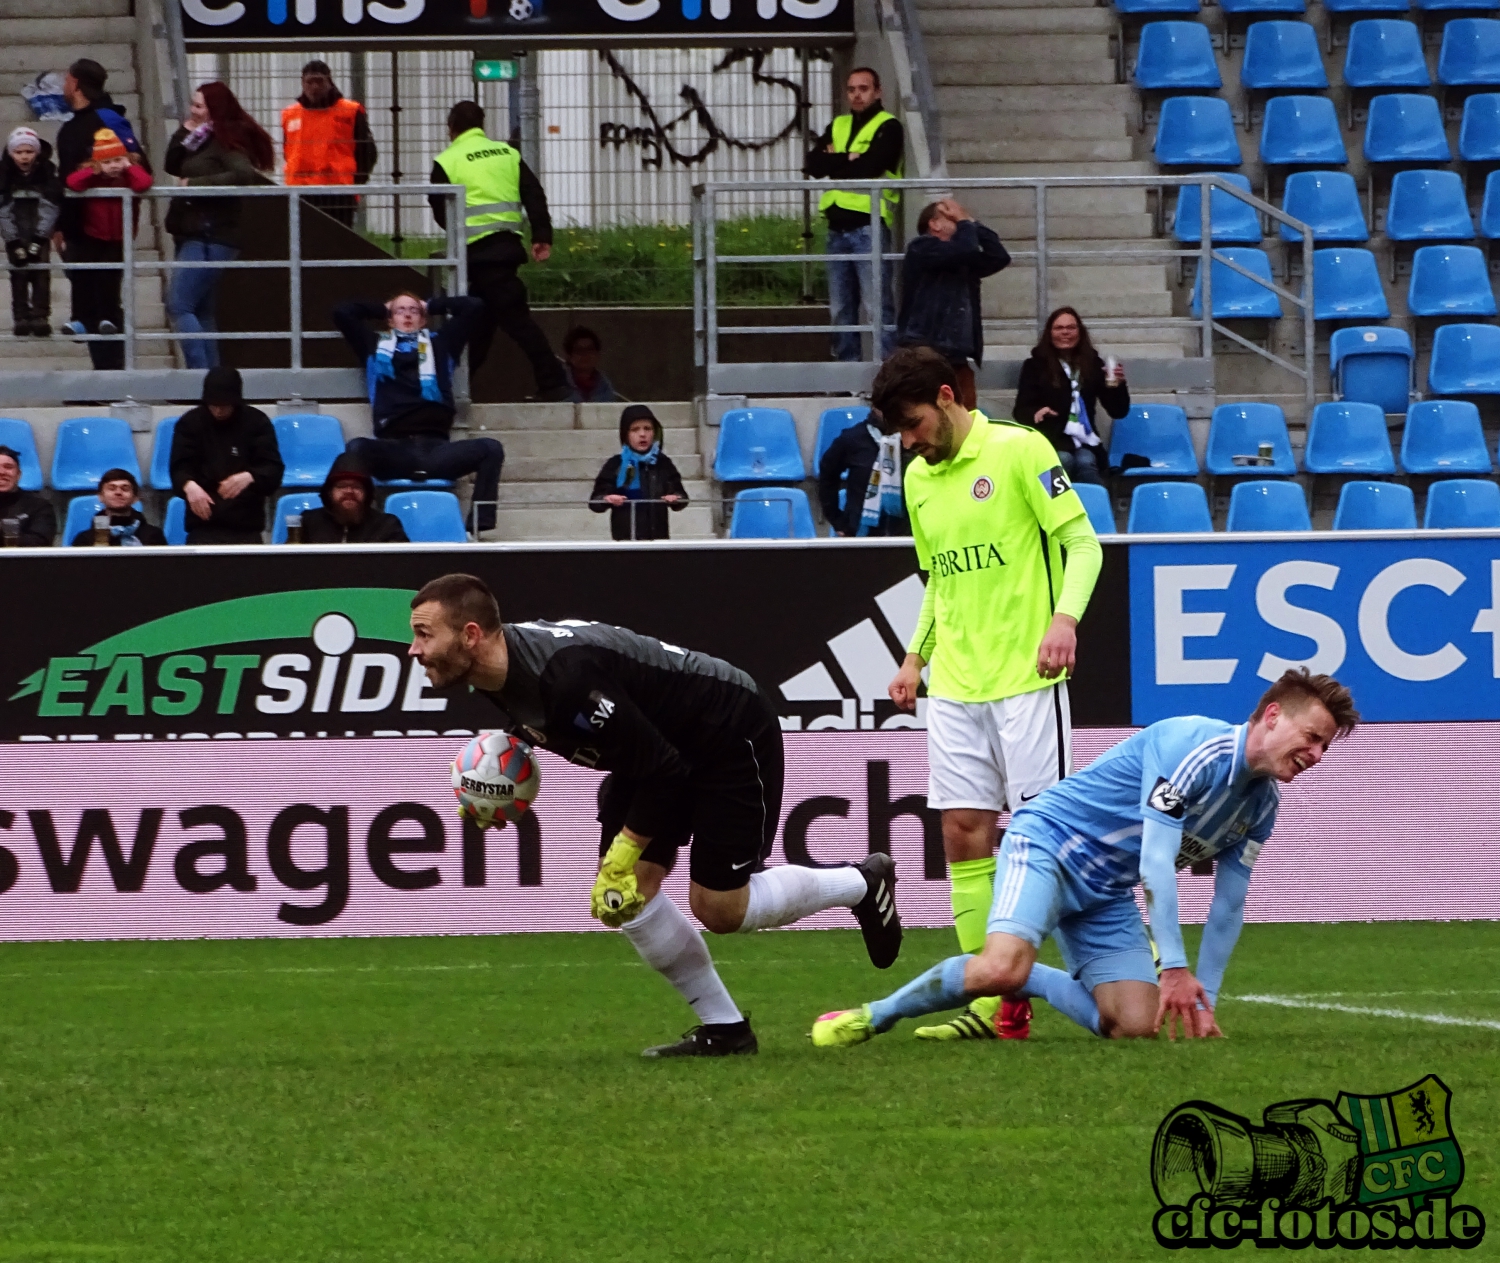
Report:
693,174,1318,410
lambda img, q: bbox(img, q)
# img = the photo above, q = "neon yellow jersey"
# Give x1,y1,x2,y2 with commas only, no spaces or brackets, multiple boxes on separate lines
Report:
905,412,1092,702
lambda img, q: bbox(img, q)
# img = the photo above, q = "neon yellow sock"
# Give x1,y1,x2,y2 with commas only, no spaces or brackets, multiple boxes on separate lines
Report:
949,856,996,955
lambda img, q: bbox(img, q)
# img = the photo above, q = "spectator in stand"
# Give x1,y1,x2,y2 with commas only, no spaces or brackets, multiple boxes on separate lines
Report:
818,413,911,537
0,444,53,545
589,404,688,541
561,325,619,403
336,292,505,532
804,68,904,363
165,83,275,370
1012,306,1129,487
300,453,408,544
171,366,284,545
0,128,63,336
896,199,1010,410
54,57,149,370
281,61,377,228
428,100,568,399
69,468,165,546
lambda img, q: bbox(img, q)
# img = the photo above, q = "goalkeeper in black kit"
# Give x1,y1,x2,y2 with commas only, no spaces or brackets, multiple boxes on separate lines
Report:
407,574,903,1057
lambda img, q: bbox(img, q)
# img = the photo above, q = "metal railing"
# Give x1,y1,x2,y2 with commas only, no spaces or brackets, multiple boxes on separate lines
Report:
692,174,1317,411
23,182,467,384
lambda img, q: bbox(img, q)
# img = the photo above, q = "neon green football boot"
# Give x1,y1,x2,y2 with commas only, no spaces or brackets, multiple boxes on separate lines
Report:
810,1005,877,1049
914,994,1003,1041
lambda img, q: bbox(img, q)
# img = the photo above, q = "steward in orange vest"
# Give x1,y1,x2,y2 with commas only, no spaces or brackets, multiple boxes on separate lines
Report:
281,61,377,227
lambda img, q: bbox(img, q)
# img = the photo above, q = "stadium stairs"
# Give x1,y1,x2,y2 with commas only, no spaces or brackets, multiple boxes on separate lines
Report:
0,0,172,369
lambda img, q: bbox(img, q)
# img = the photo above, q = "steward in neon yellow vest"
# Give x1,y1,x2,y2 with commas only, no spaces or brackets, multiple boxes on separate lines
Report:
817,109,904,226
433,127,524,244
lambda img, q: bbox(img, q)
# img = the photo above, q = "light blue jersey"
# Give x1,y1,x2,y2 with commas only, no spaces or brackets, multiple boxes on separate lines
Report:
1008,717,1279,895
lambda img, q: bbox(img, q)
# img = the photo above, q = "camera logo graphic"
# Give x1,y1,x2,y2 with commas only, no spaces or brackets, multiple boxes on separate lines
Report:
1150,1076,1486,1250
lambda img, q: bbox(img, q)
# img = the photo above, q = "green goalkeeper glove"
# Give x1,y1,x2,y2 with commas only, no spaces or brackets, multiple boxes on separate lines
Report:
591,834,645,927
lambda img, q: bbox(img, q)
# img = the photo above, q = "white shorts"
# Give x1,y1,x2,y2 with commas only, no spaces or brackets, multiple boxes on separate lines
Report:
926,685,1072,813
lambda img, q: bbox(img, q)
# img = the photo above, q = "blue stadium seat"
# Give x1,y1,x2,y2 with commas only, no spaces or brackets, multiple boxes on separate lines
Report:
1221,0,1306,13
1226,479,1312,530
1387,170,1476,241
1408,245,1498,315
1127,481,1215,532
1401,399,1494,472
813,405,871,469
1438,16,1500,80
1173,174,1263,243
49,416,140,492
1428,322,1500,392
163,495,187,546
1333,480,1418,528
1243,21,1330,88
386,490,466,543
1332,326,1414,412
63,494,144,545
1304,401,1399,473
1344,19,1432,87
1116,0,1200,13
1108,403,1201,475
1416,0,1497,13
1261,95,1349,165
1364,94,1452,162
1424,477,1500,525
1206,402,1299,475
1327,0,1410,12
0,417,43,491
1279,171,1369,241
1190,248,1284,317
272,413,345,489
147,415,178,491
729,486,817,539
1483,169,1500,236
1459,93,1500,159
1313,248,1392,318
1135,21,1223,88
1073,481,1118,534
1070,479,1116,533
714,407,806,481
1154,96,1243,164
270,492,322,544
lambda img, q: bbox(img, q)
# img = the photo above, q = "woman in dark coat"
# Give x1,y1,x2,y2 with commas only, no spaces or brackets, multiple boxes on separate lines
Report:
589,404,688,541
1011,306,1130,485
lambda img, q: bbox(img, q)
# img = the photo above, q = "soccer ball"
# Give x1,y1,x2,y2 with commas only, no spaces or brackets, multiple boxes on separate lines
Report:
508,0,533,19
451,732,540,828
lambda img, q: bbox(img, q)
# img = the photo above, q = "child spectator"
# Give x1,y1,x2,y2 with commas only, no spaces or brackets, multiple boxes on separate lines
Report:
61,127,151,347
68,468,166,546
588,404,688,541
562,325,618,403
0,128,62,336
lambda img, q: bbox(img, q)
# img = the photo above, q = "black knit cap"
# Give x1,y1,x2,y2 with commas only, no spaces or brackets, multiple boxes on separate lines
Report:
202,366,243,406
0,444,20,465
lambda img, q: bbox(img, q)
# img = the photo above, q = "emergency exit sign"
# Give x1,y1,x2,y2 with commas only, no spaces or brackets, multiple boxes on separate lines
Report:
473,60,518,82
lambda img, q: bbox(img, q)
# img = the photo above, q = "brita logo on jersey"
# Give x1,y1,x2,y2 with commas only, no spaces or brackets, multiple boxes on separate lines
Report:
7,589,446,733
1150,1076,1485,1250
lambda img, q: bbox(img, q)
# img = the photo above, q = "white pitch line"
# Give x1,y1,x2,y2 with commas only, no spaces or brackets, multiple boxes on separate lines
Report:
1234,993,1500,1032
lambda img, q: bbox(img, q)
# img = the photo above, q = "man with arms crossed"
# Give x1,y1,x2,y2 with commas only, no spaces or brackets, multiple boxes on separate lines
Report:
812,669,1359,1045
875,346,1103,1041
408,574,903,1058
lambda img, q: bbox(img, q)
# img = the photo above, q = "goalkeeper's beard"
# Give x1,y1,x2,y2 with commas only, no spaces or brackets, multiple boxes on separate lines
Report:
418,643,476,691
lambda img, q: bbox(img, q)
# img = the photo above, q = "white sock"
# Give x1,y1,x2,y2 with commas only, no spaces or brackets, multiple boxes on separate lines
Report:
620,894,743,1025
738,864,869,932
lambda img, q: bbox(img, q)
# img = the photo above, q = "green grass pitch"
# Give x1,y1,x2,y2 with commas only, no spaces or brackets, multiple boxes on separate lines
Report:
1,922,1496,1262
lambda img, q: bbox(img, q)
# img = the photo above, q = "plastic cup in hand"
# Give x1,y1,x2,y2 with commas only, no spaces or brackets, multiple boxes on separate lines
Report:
285,513,303,544
1,517,19,547
92,514,110,547
1105,355,1121,386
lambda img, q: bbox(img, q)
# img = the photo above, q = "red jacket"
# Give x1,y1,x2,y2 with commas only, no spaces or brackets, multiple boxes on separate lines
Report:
64,163,152,242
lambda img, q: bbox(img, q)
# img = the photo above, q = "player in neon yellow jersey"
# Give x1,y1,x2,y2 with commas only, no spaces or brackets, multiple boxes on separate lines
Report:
874,346,1103,1041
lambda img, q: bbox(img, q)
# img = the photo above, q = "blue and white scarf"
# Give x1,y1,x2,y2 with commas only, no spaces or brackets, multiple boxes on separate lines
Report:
109,515,143,547
1062,362,1101,450
374,329,442,403
615,441,660,499
859,424,904,535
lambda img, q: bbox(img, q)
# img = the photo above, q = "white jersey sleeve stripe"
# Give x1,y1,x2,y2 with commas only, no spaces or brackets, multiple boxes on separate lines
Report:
1164,736,1237,796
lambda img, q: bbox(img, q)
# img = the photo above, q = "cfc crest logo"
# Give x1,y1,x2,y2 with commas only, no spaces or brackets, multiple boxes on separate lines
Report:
1150,1076,1484,1250
971,476,994,501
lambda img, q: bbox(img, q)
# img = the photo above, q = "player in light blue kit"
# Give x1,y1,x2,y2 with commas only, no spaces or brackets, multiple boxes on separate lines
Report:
812,669,1359,1044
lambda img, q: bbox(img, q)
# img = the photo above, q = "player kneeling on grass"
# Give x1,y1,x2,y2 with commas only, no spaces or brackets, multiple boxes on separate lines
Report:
812,668,1359,1047
409,573,903,1059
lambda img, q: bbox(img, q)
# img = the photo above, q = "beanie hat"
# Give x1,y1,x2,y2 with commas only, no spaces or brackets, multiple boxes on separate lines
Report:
201,365,243,406
91,128,127,164
6,128,40,157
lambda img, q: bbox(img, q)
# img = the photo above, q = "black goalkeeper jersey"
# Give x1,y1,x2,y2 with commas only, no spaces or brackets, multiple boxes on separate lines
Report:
477,619,774,838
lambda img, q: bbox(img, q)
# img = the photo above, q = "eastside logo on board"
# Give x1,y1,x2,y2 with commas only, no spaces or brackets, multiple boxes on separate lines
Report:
1150,1077,1485,1250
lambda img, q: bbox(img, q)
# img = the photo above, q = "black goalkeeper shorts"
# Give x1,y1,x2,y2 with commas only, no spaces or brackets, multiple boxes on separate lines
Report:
596,721,785,892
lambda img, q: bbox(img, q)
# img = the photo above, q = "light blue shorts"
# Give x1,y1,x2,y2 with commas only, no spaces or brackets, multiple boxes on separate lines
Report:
987,828,1158,992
